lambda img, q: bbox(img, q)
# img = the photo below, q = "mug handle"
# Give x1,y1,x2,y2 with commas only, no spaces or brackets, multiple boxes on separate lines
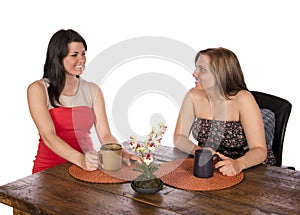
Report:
213,153,223,172
213,153,222,162
98,152,103,168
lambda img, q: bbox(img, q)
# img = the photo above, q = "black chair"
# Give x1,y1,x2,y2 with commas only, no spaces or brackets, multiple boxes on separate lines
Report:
250,91,292,167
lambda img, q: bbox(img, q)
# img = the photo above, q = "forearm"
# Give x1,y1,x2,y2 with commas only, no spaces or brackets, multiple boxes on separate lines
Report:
174,135,201,155
94,123,119,145
42,134,85,168
99,133,119,145
174,90,201,155
236,147,267,170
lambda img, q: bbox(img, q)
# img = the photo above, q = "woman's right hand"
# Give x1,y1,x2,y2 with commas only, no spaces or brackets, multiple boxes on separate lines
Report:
81,151,99,171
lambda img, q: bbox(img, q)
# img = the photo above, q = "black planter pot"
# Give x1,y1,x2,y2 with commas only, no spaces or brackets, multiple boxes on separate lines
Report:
131,179,163,194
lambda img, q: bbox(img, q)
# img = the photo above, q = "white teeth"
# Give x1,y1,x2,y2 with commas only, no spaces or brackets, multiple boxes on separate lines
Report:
76,65,84,70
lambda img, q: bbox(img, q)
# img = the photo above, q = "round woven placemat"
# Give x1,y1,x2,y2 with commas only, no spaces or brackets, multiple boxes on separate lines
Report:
160,158,244,191
69,160,181,184
69,164,140,183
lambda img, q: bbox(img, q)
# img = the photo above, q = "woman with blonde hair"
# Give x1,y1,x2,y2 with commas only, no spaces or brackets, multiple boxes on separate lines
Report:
174,47,273,176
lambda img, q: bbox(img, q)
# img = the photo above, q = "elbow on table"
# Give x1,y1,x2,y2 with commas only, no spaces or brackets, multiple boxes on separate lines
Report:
259,145,268,162
249,146,268,164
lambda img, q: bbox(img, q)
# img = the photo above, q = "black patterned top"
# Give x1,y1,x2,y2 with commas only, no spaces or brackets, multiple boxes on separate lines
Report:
191,117,276,165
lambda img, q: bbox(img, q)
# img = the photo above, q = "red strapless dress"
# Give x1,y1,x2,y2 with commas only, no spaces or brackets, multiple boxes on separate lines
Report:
32,106,94,173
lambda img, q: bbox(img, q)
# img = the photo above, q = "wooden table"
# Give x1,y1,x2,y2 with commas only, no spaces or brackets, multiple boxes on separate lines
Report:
0,146,299,214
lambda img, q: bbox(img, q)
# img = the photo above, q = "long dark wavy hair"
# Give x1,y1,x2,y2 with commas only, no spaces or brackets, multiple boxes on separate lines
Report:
195,47,248,99
43,29,87,107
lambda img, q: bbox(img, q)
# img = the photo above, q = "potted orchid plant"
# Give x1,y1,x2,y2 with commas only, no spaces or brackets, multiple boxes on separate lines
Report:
129,122,167,194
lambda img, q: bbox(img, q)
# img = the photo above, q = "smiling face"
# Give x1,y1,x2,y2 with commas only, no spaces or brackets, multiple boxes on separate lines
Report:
193,54,216,90
63,42,86,77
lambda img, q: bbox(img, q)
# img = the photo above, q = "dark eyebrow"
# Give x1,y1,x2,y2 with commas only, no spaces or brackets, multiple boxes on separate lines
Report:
70,50,86,54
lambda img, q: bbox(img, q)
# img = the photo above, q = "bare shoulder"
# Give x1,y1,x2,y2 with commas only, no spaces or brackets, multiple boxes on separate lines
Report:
27,80,45,94
234,90,256,105
184,88,198,102
190,87,203,95
234,90,260,116
189,87,207,99
27,79,48,106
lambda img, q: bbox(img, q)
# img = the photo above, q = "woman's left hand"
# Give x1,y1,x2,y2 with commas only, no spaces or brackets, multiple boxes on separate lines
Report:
214,153,243,176
121,148,142,166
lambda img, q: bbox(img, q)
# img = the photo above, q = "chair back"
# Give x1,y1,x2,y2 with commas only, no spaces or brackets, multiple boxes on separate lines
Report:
251,91,292,166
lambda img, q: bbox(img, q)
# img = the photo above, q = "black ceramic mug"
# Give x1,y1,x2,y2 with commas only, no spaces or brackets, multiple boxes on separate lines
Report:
193,149,221,178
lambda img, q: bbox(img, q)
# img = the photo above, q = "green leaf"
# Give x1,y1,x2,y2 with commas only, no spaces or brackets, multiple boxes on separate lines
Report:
132,168,144,173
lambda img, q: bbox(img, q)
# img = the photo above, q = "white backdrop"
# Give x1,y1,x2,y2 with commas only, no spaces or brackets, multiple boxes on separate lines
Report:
1,0,299,213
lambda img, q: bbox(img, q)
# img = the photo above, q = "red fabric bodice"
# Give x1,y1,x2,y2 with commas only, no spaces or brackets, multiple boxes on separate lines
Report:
32,106,94,173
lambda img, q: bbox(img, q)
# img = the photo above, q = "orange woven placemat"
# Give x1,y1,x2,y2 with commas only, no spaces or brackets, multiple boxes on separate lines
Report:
69,158,244,188
68,160,181,184
69,164,140,183
160,158,244,191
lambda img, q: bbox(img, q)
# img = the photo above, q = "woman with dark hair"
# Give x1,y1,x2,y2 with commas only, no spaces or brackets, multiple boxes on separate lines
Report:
174,47,270,176
27,29,140,173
